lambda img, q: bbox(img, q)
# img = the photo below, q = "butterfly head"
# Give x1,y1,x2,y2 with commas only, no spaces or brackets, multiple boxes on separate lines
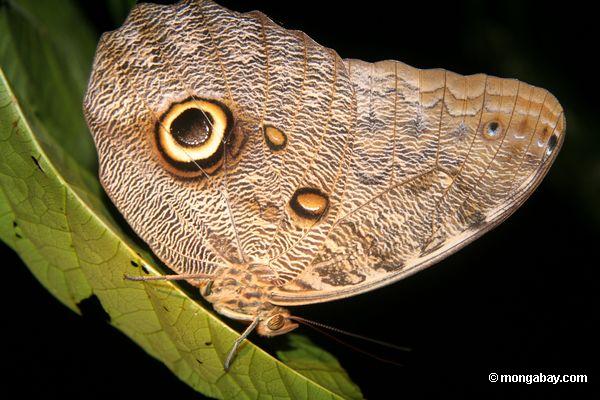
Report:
257,309,299,337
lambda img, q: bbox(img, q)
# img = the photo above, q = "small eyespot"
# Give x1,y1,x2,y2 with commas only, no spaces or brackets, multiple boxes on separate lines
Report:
263,125,287,151
289,187,329,225
483,120,502,140
267,314,285,330
155,98,232,178
546,133,558,156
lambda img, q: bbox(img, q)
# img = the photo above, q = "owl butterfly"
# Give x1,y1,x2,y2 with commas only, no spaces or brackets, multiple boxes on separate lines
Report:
84,0,565,369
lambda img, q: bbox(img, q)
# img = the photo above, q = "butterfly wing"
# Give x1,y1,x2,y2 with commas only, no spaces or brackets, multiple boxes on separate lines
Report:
271,59,565,305
84,0,357,282
84,0,564,303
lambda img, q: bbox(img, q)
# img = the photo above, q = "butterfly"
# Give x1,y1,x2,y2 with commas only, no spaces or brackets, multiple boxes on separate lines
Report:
83,0,565,369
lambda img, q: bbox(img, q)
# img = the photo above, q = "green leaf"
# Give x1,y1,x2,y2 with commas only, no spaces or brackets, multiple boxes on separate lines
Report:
0,0,97,170
278,335,363,400
0,1,363,398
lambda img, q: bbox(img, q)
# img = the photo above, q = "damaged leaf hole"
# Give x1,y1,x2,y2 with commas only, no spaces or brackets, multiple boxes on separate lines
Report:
30,155,44,173
12,220,22,238
77,294,111,323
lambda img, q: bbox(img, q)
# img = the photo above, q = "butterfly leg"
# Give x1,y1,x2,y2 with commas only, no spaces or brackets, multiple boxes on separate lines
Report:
224,317,260,371
123,273,213,281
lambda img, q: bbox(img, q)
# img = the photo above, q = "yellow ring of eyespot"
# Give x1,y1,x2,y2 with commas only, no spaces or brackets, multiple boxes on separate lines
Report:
158,100,228,163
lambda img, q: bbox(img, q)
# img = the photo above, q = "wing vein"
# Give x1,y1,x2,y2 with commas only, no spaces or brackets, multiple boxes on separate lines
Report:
265,50,340,262
435,70,448,168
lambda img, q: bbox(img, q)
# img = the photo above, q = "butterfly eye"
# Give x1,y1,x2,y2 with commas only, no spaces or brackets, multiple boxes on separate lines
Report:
266,314,285,331
155,98,233,177
257,313,299,337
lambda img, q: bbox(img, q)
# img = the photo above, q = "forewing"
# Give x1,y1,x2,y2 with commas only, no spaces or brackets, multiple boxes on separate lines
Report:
271,59,565,305
83,0,356,282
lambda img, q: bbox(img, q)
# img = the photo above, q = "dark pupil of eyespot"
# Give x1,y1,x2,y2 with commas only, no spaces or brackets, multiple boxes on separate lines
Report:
170,108,213,147
489,122,499,133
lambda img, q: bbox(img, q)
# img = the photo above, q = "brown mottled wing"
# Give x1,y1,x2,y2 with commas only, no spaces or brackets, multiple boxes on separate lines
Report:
84,0,564,303
271,59,565,305
84,0,356,282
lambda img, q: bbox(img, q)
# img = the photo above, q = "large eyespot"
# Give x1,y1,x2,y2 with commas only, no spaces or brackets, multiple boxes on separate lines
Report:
155,98,233,178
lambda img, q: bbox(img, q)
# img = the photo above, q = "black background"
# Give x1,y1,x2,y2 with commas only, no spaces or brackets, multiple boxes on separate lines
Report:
2,0,598,398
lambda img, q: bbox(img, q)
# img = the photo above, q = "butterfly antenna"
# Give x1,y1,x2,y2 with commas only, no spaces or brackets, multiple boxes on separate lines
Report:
290,315,411,366
292,317,405,367
290,316,411,352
